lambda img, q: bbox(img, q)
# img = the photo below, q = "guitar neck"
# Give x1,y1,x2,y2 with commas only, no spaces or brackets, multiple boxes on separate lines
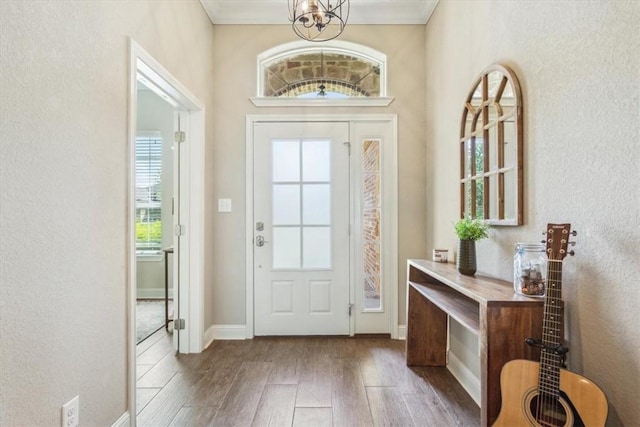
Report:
538,258,564,398
543,259,563,347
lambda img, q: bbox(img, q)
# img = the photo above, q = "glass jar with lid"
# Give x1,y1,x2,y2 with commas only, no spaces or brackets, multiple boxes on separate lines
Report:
513,243,547,297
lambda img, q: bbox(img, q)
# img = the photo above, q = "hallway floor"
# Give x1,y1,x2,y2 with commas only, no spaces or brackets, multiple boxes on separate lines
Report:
136,330,480,426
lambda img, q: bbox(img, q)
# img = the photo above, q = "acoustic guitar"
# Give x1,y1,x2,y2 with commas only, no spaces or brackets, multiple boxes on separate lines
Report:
493,223,607,427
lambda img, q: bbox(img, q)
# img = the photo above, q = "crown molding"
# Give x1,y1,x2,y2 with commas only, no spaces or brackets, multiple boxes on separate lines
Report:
200,1,439,25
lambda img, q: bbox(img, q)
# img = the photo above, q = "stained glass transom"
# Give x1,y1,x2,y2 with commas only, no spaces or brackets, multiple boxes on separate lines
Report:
261,49,382,98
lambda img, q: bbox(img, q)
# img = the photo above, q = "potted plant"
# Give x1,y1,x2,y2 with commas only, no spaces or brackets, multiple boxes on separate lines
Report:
454,217,490,276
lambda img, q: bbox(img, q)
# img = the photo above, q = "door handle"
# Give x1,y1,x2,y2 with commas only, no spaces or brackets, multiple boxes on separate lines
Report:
256,235,269,247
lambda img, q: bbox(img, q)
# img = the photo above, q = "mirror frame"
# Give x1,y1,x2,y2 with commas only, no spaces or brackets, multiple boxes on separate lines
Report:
459,63,523,225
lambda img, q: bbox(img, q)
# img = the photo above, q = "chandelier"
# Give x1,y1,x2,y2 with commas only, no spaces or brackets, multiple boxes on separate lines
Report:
289,0,350,42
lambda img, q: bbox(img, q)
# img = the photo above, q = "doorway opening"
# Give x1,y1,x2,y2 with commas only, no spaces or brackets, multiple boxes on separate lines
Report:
133,125,174,345
128,39,205,419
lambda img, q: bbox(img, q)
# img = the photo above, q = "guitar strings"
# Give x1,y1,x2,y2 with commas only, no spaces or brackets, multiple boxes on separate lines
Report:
538,258,563,426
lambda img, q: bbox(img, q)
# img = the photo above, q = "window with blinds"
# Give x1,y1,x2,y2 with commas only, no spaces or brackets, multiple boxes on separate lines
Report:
136,133,163,254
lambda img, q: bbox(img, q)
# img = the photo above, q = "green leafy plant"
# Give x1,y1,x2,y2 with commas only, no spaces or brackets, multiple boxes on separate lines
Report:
454,217,490,241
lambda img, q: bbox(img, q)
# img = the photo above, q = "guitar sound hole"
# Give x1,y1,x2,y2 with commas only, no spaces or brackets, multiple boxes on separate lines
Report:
529,395,568,427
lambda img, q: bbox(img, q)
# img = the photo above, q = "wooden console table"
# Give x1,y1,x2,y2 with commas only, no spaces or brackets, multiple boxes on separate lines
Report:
406,259,545,426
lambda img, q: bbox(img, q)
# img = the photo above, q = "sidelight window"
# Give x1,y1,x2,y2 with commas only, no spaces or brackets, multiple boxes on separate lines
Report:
363,139,382,310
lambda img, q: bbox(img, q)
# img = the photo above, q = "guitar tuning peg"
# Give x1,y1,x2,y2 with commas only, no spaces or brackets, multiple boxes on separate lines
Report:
569,250,576,256
571,230,577,236
542,231,547,235
540,240,546,244
569,241,576,246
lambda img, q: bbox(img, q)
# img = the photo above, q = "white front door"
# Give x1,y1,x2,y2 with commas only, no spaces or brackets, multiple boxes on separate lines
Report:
253,122,351,335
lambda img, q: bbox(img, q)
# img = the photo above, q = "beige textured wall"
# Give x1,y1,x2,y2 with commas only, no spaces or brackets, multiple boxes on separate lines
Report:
0,1,214,425
425,1,640,425
207,25,427,326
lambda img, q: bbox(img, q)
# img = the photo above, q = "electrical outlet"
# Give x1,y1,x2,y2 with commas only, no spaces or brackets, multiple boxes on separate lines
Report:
61,395,79,427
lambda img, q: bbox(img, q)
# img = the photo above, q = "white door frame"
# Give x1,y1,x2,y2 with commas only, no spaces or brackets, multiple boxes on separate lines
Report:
127,39,205,422
245,114,398,339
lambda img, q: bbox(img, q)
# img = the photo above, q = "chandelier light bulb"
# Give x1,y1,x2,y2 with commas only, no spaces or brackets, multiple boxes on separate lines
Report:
289,0,349,42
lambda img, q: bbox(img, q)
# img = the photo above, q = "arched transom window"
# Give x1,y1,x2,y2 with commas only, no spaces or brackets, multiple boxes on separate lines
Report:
257,41,387,99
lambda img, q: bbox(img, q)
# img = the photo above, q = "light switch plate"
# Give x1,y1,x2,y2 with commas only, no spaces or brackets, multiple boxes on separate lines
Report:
218,198,232,213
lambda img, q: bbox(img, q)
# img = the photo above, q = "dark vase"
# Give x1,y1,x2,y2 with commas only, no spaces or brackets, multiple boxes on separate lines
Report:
457,239,476,276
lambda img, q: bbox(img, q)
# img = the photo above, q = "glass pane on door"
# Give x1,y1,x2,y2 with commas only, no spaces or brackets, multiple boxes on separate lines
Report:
272,138,332,270
303,227,331,268
273,227,301,269
273,184,300,225
302,140,330,181
273,140,300,182
303,184,330,225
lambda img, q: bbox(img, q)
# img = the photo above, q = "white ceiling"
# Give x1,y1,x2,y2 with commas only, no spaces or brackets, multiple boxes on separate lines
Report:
200,0,440,25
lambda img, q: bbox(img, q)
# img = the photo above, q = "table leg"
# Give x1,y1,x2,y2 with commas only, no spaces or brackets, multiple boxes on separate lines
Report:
164,250,169,329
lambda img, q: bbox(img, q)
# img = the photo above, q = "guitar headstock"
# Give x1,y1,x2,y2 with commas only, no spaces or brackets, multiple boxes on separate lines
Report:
543,223,576,261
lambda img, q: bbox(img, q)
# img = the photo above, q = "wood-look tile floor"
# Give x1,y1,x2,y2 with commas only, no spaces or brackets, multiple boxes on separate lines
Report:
136,329,480,426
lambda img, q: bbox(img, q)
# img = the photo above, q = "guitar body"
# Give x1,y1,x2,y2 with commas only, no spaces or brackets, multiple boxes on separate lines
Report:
493,359,607,427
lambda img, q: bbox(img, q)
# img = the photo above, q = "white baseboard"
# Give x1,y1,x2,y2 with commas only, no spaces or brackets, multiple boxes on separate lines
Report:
211,324,247,340
447,351,481,406
203,324,216,349
112,411,130,427
136,288,173,299
208,324,405,341
397,324,407,340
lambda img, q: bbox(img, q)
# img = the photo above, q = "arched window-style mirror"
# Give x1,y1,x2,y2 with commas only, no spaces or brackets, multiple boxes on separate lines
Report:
460,63,523,225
